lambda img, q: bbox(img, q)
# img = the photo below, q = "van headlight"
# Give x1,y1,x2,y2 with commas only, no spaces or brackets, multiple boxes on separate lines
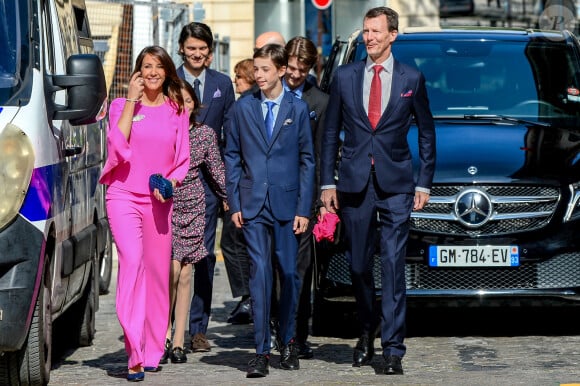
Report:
0,123,35,229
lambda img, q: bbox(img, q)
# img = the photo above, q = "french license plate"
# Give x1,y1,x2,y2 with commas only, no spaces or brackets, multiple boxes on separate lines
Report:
428,245,519,267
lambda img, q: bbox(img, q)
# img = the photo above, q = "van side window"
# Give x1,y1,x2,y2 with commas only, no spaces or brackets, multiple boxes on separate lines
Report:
42,0,55,75
74,6,89,37
73,5,93,50
0,0,32,104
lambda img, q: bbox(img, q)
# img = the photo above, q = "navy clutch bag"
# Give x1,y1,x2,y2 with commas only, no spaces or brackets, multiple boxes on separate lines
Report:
149,174,173,199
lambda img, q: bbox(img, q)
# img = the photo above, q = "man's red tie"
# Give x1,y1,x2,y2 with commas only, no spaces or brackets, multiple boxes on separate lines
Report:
368,65,383,129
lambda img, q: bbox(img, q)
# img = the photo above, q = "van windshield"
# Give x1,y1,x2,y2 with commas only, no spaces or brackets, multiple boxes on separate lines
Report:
393,38,580,122
0,0,26,102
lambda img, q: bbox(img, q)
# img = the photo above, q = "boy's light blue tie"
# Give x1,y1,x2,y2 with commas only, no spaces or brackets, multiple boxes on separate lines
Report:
265,101,275,140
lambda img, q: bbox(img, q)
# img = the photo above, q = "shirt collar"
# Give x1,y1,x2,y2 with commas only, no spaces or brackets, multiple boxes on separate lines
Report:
184,67,206,85
261,90,285,105
282,78,304,99
365,53,394,74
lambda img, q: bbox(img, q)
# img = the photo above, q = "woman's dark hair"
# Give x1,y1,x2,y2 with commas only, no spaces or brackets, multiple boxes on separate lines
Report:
180,79,201,126
132,45,185,115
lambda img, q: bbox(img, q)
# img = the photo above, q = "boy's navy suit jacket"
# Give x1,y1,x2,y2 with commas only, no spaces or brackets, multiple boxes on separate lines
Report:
225,90,315,221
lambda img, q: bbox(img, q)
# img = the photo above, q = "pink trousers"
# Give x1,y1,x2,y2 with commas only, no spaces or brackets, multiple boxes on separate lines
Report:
106,186,172,369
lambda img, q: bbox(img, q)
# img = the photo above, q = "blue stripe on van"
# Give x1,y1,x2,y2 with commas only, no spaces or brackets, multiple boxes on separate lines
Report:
20,163,65,221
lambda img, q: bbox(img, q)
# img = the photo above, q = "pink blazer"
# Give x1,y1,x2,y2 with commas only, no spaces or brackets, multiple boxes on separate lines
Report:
99,98,190,194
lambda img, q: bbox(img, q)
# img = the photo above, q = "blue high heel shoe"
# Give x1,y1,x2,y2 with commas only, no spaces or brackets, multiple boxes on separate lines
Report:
126,371,144,382
144,366,160,372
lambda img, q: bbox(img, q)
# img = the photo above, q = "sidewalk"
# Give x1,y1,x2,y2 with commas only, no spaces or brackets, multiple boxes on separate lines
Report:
48,233,580,385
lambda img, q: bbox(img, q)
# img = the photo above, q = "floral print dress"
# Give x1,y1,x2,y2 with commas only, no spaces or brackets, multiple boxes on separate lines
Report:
172,123,226,264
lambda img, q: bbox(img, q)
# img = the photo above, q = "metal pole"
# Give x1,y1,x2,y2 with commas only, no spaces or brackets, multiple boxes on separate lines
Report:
317,10,322,83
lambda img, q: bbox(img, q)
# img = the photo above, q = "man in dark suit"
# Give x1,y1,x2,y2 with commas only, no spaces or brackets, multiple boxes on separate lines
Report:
282,36,329,359
176,22,235,353
320,7,436,375
225,44,315,378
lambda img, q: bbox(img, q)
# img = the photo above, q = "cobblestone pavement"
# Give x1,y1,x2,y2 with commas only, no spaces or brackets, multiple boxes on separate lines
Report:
48,245,580,386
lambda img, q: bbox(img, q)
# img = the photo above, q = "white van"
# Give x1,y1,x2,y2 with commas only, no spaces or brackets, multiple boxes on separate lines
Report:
0,0,110,384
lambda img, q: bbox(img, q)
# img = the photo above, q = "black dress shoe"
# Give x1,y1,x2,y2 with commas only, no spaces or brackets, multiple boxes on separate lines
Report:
270,319,282,351
227,296,253,324
297,341,314,359
159,338,172,364
384,355,404,374
352,334,374,367
170,347,187,364
246,354,270,378
280,341,300,370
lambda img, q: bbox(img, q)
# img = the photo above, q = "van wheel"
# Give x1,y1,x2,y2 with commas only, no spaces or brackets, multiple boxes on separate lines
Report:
66,268,96,347
16,256,52,385
77,276,96,347
98,227,113,295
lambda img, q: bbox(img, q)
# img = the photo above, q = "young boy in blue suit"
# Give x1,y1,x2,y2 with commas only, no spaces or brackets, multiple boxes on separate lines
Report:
224,44,315,378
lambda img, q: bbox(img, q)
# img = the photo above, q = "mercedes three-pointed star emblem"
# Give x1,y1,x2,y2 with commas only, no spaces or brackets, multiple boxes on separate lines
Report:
455,188,493,228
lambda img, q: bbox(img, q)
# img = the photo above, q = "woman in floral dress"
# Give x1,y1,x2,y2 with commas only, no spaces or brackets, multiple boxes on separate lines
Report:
162,80,227,364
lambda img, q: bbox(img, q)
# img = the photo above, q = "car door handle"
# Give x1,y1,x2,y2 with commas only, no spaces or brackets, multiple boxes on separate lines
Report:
64,147,83,157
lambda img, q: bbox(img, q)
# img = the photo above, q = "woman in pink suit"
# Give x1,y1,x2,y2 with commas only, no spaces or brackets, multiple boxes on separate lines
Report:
99,46,190,382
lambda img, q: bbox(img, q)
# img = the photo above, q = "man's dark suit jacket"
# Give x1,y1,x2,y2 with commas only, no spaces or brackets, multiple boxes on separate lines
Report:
300,80,329,205
320,59,436,194
177,65,235,144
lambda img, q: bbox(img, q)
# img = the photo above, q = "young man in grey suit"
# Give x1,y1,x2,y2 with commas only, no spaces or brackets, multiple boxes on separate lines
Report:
175,22,235,354
320,7,436,375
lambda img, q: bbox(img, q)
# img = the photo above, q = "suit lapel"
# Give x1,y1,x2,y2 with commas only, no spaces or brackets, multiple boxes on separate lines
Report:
250,92,268,145
202,69,213,105
301,81,313,104
177,65,210,123
198,69,215,123
351,62,372,130
354,59,407,130
177,66,185,80
379,60,404,125
270,93,292,144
